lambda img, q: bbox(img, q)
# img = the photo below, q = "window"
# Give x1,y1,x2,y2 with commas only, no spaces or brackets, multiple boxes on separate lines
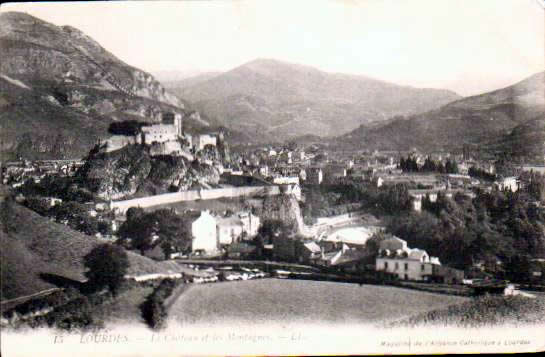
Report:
395,262,399,270
404,274,408,280
384,262,388,269
404,263,408,271
421,264,425,272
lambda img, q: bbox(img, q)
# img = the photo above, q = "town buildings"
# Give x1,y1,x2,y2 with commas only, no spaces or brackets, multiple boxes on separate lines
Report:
191,210,261,254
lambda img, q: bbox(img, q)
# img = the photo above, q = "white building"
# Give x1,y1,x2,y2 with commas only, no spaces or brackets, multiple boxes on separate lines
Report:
195,134,217,150
141,124,179,145
495,177,519,192
273,176,300,185
375,237,441,281
191,211,219,253
259,165,269,177
408,189,439,212
238,211,261,238
140,112,183,145
216,216,244,245
216,211,261,245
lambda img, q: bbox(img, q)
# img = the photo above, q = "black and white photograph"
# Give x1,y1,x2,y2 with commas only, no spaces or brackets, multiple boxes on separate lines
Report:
0,0,544,356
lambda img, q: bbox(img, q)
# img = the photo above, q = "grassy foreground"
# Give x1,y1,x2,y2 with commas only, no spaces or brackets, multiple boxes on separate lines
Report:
167,279,467,326
388,295,545,328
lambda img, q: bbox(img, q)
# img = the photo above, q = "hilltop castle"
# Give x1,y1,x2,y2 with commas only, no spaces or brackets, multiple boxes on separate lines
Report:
140,112,183,145
102,111,224,159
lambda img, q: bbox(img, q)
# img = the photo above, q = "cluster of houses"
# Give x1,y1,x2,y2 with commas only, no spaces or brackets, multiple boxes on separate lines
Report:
1,159,84,188
184,208,466,283
229,144,354,187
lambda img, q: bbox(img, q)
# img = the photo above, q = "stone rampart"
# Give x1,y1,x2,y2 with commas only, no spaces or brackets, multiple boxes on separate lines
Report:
110,185,281,214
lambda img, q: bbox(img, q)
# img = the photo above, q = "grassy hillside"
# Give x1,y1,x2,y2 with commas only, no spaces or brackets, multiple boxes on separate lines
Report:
0,195,186,301
0,198,99,300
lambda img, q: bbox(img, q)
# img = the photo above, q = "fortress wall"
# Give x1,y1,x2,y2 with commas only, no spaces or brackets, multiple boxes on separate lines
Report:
110,185,282,214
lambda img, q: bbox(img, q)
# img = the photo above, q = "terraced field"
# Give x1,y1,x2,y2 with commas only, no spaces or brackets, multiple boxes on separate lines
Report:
167,279,468,327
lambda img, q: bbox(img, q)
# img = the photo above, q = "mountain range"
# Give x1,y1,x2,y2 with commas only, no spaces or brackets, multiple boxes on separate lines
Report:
338,71,545,158
1,11,542,161
169,59,461,141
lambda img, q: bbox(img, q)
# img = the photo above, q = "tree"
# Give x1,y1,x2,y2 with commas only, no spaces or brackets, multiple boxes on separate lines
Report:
118,209,192,258
257,219,292,245
118,211,156,254
421,157,437,172
154,210,192,259
445,159,459,174
83,244,129,295
24,196,52,216
126,206,145,222
380,183,412,213
364,231,387,258
51,201,99,235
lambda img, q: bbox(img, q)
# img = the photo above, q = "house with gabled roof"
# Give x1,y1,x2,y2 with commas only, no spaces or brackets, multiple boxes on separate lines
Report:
375,236,441,281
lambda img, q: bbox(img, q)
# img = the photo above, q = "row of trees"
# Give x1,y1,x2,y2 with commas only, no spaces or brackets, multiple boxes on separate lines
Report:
301,181,414,219
467,166,496,182
400,155,459,174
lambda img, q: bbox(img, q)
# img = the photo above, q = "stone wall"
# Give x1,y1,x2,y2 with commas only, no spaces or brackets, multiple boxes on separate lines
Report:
110,185,281,214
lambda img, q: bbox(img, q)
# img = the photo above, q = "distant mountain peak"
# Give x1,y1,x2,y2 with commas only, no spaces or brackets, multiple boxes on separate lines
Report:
170,58,461,142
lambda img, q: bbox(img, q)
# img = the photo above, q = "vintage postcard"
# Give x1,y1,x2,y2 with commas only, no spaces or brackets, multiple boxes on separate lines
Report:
1,0,544,356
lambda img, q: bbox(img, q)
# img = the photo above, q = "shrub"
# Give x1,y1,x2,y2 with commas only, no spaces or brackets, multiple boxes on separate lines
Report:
44,296,104,331
84,244,129,295
140,278,179,329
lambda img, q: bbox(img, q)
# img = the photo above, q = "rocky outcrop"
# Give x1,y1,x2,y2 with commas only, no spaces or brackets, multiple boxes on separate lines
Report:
0,12,204,160
0,12,183,108
77,145,220,200
259,194,309,236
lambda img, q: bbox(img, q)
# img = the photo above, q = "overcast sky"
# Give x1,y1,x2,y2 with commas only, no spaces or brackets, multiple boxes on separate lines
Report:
2,0,544,96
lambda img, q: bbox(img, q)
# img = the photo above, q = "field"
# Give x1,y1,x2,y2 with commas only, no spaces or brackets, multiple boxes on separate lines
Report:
167,279,467,327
